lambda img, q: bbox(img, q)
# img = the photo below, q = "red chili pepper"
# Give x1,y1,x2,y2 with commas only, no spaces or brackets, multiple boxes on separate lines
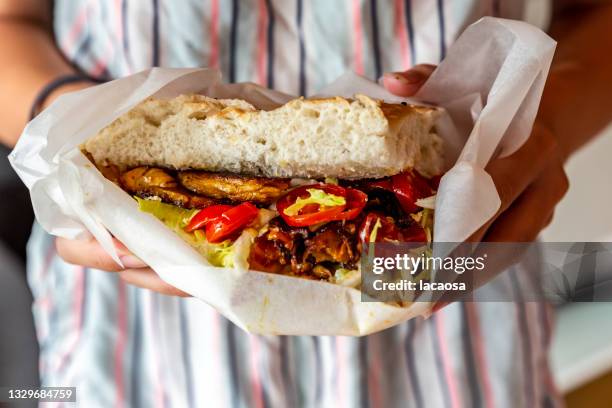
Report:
359,212,383,243
339,188,369,221
205,202,259,243
185,204,233,232
276,184,367,227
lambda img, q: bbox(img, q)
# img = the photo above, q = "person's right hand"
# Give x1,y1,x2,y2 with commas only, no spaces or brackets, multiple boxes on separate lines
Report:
56,236,190,296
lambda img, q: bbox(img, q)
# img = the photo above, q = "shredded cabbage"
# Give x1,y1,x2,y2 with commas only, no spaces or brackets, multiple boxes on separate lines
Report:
205,239,235,267
415,194,436,209
252,208,277,229
283,188,346,216
369,218,383,243
333,267,361,287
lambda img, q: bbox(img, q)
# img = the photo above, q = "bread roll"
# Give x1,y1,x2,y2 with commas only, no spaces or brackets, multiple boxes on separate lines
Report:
84,94,444,179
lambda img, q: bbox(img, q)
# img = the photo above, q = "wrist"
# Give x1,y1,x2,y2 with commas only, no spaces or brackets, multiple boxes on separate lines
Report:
30,74,103,119
536,61,584,163
42,80,95,110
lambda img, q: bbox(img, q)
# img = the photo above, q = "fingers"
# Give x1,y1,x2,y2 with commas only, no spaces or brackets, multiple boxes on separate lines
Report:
119,269,191,297
468,124,562,242
56,236,147,272
435,163,568,311
382,64,437,96
57,236,190,297
482,162,569,242
487,124,560,214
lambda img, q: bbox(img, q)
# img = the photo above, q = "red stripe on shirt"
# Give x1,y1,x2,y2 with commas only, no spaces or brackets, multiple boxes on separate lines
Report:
394,0,411,70
83,0,111,78
115,0,124,50
114,280,128,408
62,5,89,53
209,0,220,68
527,303,544,406
147,294,165,408
543,304,561,404
351,0,364,75
89,33,115,78
248,334,265,408
37,240,58,337
41,241,57,279
56,266,86,373
435,312,462,408
367,338,383,408
465,303,496,408
256,0,269,86
114,0,130,75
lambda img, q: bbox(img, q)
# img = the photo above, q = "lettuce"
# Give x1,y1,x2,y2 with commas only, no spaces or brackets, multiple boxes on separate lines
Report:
283,188,345,216
206,239,237,268
135,197,256,269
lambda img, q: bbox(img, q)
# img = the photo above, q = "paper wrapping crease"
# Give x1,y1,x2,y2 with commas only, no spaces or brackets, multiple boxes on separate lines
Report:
9,18,555,336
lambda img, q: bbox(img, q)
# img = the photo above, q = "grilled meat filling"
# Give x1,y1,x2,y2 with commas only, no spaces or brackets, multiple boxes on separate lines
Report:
248,217,359,280
121,167,217,209
178,171,291,205
303,222,359,265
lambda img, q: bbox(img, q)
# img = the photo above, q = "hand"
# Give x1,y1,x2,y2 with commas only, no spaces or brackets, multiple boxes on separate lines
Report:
51,80,189,297
56,236,190,297
382,65,569,243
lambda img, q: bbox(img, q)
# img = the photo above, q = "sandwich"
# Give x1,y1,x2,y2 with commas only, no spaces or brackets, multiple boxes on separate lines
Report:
83,94,444,286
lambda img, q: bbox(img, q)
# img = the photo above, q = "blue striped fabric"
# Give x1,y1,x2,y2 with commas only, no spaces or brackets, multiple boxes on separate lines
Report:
31,1,559,406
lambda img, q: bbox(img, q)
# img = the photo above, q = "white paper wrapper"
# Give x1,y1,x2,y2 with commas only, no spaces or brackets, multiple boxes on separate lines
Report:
9,17,555,336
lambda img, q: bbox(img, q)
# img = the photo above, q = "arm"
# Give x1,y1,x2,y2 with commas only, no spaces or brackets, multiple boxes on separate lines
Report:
384,1,612,242
0,1,182,295
540,0,612,159
0,0,84,147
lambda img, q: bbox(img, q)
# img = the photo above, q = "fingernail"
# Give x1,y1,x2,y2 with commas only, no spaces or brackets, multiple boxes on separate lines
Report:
384,70,426,85
120,254,147,269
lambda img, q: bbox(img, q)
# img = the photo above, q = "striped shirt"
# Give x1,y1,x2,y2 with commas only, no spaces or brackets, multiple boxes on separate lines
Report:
28,1,560,407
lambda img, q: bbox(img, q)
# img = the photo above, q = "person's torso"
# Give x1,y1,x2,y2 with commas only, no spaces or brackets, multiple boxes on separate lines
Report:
28,2,565,407
53,0,525,94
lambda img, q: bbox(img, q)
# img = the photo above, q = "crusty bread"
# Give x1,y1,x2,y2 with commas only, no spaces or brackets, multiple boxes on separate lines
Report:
84,94,444,179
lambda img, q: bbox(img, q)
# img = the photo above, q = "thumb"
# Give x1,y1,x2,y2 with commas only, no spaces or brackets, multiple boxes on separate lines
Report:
382,64,437,97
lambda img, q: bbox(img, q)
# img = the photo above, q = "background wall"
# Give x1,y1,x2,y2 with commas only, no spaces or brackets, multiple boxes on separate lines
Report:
542,124,612,242
542,124,612,405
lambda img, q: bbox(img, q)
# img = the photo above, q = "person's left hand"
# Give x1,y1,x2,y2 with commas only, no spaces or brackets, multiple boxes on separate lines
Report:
382,65,569,243
56,236,191,297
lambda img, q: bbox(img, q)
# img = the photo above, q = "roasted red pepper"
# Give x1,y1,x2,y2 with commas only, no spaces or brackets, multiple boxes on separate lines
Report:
204,202,259,243
365,170,433,214
185,202,259,243
185,204,233,232
390,171,433,214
